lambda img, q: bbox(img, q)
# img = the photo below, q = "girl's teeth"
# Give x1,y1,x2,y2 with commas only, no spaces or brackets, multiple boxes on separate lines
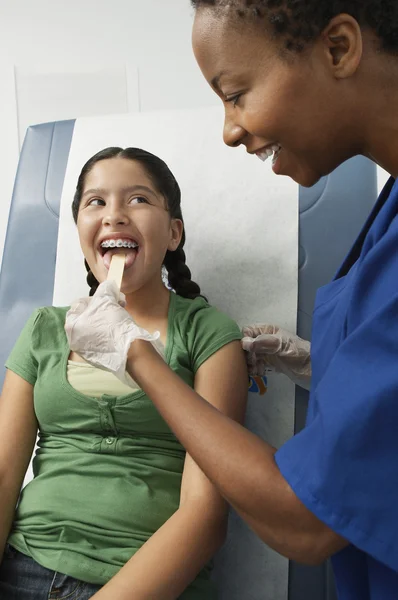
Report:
101,239,138,249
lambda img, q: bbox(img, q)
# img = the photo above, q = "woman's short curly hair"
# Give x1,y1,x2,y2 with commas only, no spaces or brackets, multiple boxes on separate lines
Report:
191,0,398,53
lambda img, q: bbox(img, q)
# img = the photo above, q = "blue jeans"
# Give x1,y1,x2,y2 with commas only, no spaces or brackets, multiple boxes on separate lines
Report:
0,545,103,599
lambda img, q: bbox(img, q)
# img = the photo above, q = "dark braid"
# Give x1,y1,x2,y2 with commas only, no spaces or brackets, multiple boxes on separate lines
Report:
164,244,203,301
84,260,100,297
191,0,398,54
72,147,205,300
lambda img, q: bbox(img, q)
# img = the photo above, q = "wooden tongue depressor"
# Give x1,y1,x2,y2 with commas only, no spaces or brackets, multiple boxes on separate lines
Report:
107,253,126,295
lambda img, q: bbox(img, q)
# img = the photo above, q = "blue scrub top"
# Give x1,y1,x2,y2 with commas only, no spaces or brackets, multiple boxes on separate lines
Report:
276,177,398,599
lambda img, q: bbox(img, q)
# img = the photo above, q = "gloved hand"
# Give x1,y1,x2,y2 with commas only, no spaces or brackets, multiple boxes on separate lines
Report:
242,325,311,390
65,280,162,386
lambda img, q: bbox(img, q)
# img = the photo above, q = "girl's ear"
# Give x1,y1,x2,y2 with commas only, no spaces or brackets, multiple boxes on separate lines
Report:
168,219,184,251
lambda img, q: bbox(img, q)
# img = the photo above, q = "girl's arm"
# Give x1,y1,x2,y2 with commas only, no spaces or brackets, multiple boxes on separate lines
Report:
91,340,248,600
0,370,38,561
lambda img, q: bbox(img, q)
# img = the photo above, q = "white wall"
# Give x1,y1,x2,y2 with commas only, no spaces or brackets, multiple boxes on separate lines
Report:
378,165,391,194
0,0,217,267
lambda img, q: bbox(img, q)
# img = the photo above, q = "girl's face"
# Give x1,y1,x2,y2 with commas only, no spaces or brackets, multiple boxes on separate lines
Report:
192,9,362,187
77,157,182,295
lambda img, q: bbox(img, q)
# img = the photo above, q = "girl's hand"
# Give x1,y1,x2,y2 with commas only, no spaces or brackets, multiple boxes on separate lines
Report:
65,280,159,385
242,324,311,390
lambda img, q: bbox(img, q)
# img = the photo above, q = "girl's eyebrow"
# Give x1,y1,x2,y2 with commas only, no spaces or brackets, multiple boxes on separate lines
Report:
82,185,159,200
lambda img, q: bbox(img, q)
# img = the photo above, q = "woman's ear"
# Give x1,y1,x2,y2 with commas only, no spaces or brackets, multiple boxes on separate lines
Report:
321,14,363,79
168,219,184,251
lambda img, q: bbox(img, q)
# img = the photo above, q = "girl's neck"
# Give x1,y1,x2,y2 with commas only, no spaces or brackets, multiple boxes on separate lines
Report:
123,277,171,325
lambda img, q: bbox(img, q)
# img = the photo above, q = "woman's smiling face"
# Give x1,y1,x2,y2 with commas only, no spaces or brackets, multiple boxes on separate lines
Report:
77,157,182,295
192,8,363,187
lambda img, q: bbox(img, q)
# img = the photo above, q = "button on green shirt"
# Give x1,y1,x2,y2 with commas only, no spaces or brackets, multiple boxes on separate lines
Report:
6,293,241,598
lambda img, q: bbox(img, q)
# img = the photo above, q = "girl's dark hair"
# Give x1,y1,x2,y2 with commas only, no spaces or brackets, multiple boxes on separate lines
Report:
72,147,204,300
191,0,398,54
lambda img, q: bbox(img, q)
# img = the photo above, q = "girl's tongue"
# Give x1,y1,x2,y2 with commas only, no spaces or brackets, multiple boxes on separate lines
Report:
103,247,138,270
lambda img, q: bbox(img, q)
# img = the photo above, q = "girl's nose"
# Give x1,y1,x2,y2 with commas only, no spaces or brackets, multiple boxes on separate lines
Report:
102,206,130,227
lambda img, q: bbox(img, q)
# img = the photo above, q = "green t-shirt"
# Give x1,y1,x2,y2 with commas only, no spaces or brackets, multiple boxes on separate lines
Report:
5,292,241,598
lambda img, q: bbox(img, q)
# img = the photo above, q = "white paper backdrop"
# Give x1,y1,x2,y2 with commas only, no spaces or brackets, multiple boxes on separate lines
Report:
53,106,299,600
14,64,137,148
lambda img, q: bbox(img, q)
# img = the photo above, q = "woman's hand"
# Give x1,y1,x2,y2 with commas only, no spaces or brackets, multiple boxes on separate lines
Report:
64,280,159,384
242,325,311,390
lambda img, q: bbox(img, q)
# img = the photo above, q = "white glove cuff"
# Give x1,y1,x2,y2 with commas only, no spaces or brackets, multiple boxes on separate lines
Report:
114,325,160,382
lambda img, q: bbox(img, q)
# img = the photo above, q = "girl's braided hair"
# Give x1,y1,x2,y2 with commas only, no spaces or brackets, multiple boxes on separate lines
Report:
72,147,204,300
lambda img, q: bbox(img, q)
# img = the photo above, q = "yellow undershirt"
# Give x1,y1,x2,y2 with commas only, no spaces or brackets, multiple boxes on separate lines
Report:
67,361,137,397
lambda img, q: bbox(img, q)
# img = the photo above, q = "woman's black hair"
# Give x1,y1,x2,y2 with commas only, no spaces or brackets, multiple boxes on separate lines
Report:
72,147,204,300
191,0,398,54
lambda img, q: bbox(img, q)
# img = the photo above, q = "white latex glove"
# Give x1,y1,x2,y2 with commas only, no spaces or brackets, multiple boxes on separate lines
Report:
65,280,162,386
242,324,311,391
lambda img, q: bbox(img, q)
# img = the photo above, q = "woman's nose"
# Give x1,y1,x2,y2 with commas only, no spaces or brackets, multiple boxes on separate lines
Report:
223,111,246,148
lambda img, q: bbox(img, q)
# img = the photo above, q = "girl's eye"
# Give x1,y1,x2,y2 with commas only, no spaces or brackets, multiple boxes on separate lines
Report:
129,196,149,205
88,198,105,206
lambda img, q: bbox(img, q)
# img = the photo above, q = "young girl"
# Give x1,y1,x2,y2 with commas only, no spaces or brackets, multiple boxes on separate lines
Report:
0,147,248,599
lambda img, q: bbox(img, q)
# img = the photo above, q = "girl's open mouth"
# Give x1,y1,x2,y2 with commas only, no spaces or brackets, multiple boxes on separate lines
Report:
99,238,140,269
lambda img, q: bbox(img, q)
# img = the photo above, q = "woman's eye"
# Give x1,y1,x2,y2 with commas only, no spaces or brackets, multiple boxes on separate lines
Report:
130,196,149,205
225,94,241,107
88,198,105,206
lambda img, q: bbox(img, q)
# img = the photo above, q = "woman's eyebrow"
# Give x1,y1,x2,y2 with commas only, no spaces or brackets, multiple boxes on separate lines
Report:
211,70,231,92
211,73,223,92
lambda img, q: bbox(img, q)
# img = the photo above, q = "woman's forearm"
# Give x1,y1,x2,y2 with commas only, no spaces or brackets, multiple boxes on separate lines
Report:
125,342,340,564
126,344,287,534
91,504,226,600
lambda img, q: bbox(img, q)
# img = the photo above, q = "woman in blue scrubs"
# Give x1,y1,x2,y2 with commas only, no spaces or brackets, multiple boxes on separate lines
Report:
66,1,398,597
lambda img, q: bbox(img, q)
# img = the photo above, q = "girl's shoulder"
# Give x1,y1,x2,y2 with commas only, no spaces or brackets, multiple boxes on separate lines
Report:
20,305,70,346
31,305,70,328
6,306,70,384
173,294,240,337
172,294,242,373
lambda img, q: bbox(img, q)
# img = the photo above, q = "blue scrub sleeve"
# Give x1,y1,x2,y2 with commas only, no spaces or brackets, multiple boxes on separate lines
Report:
275,216,398,572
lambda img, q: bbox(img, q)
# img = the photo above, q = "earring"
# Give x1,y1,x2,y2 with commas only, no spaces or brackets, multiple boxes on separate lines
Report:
161,265,173,290
161,265,169,286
